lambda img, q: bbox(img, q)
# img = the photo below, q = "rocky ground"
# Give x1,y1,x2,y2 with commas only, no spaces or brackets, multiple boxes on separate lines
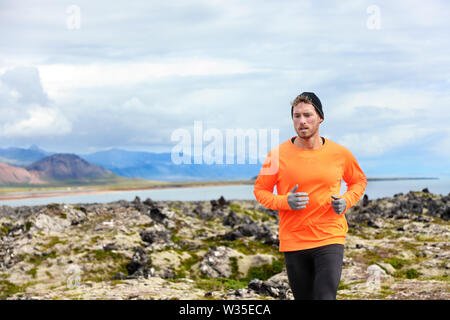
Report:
0,189,448,300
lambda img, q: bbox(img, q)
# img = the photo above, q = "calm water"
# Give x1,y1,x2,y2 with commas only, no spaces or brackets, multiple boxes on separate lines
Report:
1,178,449,208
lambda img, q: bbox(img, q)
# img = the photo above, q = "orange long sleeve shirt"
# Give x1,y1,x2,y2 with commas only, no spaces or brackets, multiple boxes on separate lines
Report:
253,136,367,252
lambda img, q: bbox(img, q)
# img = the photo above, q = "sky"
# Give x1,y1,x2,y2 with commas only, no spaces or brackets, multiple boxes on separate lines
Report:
0,0,449,177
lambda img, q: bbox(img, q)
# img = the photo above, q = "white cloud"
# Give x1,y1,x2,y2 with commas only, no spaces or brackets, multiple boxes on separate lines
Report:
122,97,146,111
337,124,437,157
329,89,444,118
37,59,256,97
0,106,71,138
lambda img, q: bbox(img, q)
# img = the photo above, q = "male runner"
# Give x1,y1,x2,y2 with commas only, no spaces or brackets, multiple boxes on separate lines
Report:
253,92,367,300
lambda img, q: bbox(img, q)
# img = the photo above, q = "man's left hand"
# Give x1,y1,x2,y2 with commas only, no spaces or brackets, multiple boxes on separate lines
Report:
331,195,346,214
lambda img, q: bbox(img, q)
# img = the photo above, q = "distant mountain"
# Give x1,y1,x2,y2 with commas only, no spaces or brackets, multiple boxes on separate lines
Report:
0,145,53,167
0,152,150,187
0,146,261,183
25,153,116,181
82,148,171,169
82,149,261,181
0,162,46,185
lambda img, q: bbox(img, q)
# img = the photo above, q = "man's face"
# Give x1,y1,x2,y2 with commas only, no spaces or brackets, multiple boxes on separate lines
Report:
292,102,323,139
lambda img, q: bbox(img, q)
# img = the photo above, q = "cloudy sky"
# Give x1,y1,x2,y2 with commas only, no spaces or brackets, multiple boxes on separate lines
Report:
0,0,449,177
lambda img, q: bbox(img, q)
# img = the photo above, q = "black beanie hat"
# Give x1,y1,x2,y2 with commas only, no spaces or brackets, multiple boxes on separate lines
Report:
291,92,324,120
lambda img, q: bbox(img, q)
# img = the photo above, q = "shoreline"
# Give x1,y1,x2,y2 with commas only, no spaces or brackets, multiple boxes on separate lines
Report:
0,181,253,201
0,177,441,202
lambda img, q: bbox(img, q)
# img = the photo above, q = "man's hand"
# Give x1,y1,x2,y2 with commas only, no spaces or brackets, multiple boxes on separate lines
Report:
287,184,309,210
331,195,346,214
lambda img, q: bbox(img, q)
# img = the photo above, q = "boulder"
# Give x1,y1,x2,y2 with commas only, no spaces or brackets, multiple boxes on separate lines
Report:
126,247,152,278
32,214,70,233
222,211,241,227
62,205,88,226
248,271,292,300
140,224,171,244
199,246,240,278
148,207,167,223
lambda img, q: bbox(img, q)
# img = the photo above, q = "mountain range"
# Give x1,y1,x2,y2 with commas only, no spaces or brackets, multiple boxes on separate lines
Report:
0,145,261,186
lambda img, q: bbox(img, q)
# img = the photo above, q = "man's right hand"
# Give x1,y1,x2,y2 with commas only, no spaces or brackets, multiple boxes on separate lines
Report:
287,184,309,210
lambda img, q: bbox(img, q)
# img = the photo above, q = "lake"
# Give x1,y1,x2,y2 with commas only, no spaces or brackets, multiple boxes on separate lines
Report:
1,178,449,208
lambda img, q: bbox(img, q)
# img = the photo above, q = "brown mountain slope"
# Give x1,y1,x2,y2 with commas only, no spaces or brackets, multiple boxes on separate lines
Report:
0,162,46,185
25,153,113,180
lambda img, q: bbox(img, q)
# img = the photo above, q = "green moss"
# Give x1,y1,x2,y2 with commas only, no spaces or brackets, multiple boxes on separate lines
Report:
415,235,439,242
25,221,32,231
422,274,448,281
171,234,183,245
26,267,38,279
46,203,59,210
406,268,420,279
44,236,68,250
399,241,420,251
338,280,365,291
229,256,241,279
0,280,38,299
168,206,183,215
90,236,102,244
0,224,12,237
26,250,58,266
384,257,408,270
77,249,130,282
229,204,243,213
91,249,124,262
175,252,202,279
244,258,284,281
378,285,395,298
373,229,402,240
0,280,22,299
194,278,247,292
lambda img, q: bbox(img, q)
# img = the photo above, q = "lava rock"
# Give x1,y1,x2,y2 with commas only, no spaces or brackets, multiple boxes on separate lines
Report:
222,211,241,227
140,225,171,244
126,247,152,278
149,207,167,223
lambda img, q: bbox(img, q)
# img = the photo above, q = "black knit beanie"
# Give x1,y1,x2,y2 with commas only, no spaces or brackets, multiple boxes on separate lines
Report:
291,92,324,120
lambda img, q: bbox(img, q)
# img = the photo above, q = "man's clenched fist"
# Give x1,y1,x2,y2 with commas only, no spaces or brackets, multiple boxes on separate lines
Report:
287,184,309,210
331,195,346,214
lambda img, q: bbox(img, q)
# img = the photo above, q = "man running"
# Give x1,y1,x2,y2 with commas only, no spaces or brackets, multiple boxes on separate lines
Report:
253,92,367,300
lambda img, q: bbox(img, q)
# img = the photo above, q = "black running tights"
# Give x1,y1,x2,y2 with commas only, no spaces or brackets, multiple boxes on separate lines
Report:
284,244,344,300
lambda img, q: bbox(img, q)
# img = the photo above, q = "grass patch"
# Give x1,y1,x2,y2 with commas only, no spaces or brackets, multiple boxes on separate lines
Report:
0,280,23,299
384,257,408,270
0,224,12,237
175,252,202,279
43,236,69,250
26,267,38,279
244,258,284,282
204,238,281,257
91,249,125,262
229,204,243,213
395,268,420,279
25,250,58,266
80,249,129,282
338,280,365,291
195,278,247,292
372,229,402,240
0,280,37,299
